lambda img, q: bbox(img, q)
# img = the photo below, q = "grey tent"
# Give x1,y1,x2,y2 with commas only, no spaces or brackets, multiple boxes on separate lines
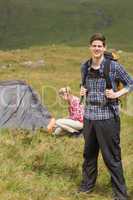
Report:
0,80,52,130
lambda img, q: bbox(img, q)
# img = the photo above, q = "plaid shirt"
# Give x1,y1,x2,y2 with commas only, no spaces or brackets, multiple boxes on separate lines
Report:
68,95,84,122
81,58,133,120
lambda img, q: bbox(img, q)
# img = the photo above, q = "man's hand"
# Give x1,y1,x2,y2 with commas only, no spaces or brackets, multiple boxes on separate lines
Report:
106,87,129,99
80,86,87,96
105,89,119,99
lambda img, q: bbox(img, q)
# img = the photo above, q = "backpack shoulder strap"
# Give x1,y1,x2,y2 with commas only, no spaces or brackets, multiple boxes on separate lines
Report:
103,58,119,107
103,58,112,89
103,51,119,89
81,59,92,86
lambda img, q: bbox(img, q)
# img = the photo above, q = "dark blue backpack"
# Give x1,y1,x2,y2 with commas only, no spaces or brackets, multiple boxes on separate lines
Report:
80,52,120,108
81,51,118,89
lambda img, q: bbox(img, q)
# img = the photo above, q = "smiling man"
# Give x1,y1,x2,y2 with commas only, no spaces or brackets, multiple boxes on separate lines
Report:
79,33,133,200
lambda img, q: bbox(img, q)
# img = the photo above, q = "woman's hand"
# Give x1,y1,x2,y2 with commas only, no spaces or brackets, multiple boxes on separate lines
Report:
47,118,56,133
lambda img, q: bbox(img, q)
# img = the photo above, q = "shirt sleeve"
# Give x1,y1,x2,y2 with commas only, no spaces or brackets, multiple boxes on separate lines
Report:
115,63,133,92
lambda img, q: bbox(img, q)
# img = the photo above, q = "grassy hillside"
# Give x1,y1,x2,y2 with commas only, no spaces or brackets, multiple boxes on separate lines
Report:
0,45,132,200
0,0,133,50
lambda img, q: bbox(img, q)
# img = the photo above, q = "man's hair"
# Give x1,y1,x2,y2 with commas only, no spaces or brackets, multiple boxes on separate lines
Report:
89,33,106,46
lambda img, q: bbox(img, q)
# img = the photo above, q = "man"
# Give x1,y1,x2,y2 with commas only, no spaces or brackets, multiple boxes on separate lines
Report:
79,33,133,200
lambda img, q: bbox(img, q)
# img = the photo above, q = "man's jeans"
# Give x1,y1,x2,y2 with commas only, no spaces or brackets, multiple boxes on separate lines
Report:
81,117,128,200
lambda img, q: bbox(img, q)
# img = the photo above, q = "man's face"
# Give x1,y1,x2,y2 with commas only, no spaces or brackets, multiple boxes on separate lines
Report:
89,40,106,59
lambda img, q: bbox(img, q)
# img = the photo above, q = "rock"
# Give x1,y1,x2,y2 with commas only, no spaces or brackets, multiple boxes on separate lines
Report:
21,59,45,68
0,63,12,69
117,50,123,54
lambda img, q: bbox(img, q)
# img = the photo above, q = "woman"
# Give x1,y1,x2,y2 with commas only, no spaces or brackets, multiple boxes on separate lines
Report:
53,87,84,136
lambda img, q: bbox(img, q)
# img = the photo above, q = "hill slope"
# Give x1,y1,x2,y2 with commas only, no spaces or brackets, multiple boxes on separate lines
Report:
0,46,132,200
0,0,133,50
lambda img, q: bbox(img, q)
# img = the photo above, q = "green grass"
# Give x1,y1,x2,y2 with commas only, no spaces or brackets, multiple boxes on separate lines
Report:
0,45,132,200
0,0,133,50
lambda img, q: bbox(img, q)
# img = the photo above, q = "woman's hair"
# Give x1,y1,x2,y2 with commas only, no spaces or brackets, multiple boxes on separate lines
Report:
58,86,71,96
89,33,106,46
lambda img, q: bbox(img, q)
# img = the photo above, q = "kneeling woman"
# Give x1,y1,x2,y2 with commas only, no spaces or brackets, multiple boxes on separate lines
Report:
53,87,84,136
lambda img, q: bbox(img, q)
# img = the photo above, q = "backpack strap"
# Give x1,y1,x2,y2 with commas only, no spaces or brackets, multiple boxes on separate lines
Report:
81,59,92,87
80,59,91,104
103,58,119,108
103,58,112,89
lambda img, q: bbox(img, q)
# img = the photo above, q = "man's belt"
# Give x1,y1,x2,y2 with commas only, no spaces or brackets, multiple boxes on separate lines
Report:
89,99,119,106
